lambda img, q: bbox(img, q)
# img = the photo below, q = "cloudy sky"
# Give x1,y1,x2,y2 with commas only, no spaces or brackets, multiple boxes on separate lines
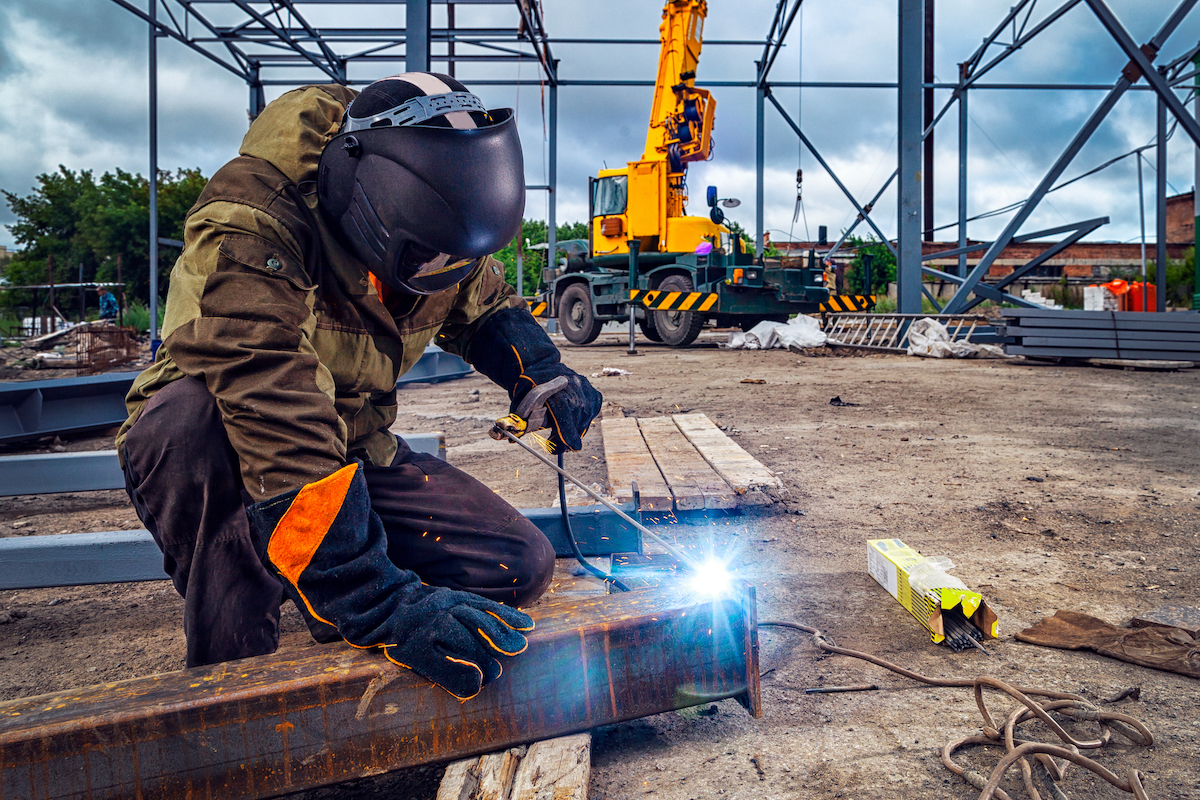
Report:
1,0,1198,253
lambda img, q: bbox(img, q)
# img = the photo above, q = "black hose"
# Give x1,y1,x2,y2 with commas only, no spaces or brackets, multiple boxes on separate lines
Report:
557,450,630,592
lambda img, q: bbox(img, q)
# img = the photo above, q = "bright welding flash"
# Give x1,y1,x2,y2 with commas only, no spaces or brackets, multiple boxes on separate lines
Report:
688,557,734,598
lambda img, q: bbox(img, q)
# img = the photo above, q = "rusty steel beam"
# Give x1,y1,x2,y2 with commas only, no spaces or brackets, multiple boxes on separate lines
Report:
0,584,759,800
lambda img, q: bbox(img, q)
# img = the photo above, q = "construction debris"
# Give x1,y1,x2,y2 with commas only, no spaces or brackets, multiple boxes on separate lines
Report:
907,317,1006,359
725,315,826,350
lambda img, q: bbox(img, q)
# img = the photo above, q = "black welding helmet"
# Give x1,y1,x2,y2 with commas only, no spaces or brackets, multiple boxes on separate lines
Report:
317,73,525,294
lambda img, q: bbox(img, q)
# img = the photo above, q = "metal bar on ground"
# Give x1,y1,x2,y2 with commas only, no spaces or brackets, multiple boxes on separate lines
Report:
395,345,474,385
0,433,446,498
0,372,140,446
0,585,760,800
0,499,642,590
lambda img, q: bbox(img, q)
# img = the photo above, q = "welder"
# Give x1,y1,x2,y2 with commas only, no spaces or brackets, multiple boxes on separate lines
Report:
115,74,601,701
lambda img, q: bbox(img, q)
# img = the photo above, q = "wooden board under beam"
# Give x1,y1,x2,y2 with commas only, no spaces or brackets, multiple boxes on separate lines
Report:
637,417,737,511
600,417,673,512
672,413,782,498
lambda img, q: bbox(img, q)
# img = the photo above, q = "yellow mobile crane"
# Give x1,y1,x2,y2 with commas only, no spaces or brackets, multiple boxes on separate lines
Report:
548,0,830,346
592,0,721,255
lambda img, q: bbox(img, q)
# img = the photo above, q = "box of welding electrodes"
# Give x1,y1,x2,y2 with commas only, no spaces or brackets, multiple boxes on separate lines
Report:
867,539,998,648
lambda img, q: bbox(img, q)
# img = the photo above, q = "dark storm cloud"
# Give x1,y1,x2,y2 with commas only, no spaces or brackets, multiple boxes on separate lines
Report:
4,0,1200,249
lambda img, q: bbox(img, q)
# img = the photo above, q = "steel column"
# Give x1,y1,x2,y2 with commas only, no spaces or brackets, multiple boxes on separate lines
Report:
0,586,760,800
898,0,924,313
957,79,968,277
406,0,431,72
148,0,159,344
548,79,558,287
1157,74,1168,311
923,0,935,242
756,82,765,258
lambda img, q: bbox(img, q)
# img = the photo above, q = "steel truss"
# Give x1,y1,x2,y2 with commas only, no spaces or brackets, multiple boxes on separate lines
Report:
109,1,1200,317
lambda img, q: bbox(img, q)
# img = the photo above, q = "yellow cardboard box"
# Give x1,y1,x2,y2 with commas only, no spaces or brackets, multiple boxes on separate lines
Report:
867,538,998,643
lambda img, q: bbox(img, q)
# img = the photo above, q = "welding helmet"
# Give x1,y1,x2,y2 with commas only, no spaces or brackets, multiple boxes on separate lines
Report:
317,73,525,295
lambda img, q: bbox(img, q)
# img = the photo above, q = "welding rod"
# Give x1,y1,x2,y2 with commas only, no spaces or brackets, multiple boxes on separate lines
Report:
497,428,700,570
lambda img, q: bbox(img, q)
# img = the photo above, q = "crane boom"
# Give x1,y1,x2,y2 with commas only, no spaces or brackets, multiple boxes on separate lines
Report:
591,0,721,257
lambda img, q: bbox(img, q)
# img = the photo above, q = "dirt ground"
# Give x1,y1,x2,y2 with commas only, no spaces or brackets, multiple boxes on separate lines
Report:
2,327,1198,800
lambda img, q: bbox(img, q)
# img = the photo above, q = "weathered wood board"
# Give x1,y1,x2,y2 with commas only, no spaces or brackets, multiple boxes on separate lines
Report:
637,417,737,510
599,416,673,511
672,413,782,500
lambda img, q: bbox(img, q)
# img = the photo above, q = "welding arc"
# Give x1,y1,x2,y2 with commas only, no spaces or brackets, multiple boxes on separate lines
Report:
759,620,1155,800
498,428,700,570
557,450,630,592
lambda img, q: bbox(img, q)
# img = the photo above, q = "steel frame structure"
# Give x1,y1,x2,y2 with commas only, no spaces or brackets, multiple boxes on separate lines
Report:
109,0,1200,319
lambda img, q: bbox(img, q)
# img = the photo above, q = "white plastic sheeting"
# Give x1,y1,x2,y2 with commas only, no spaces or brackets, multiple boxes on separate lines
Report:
906,317,1005,359
726,315,827,350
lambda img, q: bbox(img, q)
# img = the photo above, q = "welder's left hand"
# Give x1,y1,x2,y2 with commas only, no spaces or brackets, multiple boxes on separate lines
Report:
469,307,603,452
528,369,601,452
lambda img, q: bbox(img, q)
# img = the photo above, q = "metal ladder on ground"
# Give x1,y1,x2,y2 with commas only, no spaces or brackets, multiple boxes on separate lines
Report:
823,314,990,353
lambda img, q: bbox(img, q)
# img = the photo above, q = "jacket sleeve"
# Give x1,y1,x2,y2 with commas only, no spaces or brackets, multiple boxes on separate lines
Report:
433,256,526,359
161,199,346,500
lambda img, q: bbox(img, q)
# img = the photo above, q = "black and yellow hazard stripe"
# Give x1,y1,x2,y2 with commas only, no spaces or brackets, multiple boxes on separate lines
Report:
819,295,877,313
529,300,549,317
629,289,720,312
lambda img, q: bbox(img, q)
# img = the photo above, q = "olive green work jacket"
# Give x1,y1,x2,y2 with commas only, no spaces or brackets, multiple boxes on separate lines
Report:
117,85,523,500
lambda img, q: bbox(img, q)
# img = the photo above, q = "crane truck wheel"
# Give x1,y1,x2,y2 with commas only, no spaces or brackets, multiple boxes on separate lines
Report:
558,283,603,345
639,312,663,342
653,274,705,347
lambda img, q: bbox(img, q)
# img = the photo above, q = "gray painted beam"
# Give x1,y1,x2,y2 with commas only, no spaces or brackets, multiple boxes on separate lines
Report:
0,372,139,446
395,345,474,385
0,502,642,590
0,433,445,498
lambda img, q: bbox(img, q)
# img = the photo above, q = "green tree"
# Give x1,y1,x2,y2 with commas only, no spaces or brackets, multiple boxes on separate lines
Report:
2,166,206,316
843,233,897,295
492,219,588,294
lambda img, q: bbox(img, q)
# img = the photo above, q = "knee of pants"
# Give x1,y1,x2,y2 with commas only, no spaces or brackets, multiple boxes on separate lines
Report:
508,520,556,608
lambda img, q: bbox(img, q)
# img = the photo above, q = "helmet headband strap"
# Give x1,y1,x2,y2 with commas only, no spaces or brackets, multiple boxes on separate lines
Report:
344,92,487,131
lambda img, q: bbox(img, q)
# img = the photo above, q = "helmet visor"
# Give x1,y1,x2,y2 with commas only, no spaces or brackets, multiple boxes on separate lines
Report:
394,243,481,294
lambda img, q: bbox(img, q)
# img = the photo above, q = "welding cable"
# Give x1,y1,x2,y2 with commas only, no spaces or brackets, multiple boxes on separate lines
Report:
556,450,630,593
758,620,1155,800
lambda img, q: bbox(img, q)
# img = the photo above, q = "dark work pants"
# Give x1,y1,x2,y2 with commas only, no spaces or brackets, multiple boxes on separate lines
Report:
122,377,555,668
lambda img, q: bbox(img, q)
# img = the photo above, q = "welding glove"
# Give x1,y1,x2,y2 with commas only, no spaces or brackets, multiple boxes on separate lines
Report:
468,306,602,452
246,462,534,700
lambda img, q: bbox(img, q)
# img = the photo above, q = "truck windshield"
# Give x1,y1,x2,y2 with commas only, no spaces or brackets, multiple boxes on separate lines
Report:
593,175,628,216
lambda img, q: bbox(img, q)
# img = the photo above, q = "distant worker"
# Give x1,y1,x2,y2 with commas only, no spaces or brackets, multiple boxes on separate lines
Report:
116,75,601,700
97,288,119,321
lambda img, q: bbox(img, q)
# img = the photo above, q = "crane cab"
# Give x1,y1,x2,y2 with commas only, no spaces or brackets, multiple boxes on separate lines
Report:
590,168,728,258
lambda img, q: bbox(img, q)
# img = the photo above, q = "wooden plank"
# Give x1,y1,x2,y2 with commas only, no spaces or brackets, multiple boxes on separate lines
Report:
636,417,736,510
600,417,673,512
510,735,591,800
672,413,782,500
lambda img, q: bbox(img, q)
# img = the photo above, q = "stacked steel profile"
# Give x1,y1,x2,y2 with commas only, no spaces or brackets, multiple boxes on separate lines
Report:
1000,308,1200,361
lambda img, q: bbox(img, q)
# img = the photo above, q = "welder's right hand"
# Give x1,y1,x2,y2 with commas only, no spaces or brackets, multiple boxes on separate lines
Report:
245,462,533,700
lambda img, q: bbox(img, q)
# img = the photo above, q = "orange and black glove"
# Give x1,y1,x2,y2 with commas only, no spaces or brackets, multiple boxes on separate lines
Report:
246,462,533,700
469,307,602,452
